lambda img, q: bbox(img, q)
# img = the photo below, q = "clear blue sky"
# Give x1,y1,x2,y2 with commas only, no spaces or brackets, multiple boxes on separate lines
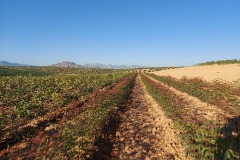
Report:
0,0,240,66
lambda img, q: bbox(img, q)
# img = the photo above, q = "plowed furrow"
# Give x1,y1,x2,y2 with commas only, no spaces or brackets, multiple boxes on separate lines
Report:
112,76,189,160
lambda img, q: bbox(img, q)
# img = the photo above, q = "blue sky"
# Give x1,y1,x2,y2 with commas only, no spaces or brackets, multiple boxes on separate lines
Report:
0,0,239,66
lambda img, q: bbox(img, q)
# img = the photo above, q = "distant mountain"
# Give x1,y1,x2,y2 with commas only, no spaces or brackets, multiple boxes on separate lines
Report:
0,61,143,69
84,63,107,68
51,61,82,68
83,63,144,69
51,61,143,69
0,61,30,66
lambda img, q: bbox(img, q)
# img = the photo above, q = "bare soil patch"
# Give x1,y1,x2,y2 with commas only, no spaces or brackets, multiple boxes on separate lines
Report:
153,64,240,83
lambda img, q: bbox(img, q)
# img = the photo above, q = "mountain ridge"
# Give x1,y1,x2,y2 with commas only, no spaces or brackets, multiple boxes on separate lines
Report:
51,61,82,68
0,61,30,66
83,63,143,69
0,61,144,69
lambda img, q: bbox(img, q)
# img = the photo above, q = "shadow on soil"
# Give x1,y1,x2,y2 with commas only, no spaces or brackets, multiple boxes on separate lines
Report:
215,115,240,159
89,102,129,160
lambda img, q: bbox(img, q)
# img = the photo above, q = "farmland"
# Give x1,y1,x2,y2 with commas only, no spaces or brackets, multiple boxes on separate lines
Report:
0,65,239,159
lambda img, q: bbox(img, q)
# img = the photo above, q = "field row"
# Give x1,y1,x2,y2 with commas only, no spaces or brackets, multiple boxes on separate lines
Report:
0,73,136,159
0,72,130,145
147,73,240,115
0,66,129,76
141,73,239,159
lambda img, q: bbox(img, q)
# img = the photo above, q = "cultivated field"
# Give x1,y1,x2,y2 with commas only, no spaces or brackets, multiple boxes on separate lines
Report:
0,64,239,159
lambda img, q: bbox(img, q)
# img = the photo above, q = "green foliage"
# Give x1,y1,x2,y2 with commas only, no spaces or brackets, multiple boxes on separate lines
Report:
198,59,240,66
14,100,45,119
223,149,239,160
0,67,50,76
0,66,133,76
37,74,136,159
0,71,131,142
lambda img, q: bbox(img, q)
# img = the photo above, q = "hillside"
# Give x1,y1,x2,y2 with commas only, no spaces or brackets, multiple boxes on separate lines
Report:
84,63,144,69
0,61,30,66
51,61,144,69
51,61,82,68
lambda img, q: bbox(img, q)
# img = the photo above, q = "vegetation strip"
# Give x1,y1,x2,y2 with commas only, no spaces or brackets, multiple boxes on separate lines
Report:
0,74,136,159
35,74,136,159
0,73,132,149
0,66,122,76
197,59,240,66
146,73,240,115
141,73,240,159
0,72,129,142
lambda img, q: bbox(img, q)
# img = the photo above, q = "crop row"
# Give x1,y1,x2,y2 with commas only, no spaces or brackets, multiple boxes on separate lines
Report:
141,74,239,159
0,66,124,76
0,72,130,141
146,73,240,115
1,73,136,159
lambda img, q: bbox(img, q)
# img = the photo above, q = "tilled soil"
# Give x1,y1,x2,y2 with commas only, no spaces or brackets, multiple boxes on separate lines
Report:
111,76,189,160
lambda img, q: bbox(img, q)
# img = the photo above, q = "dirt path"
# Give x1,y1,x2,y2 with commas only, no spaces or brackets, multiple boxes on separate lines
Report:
144,73,229,120
111,76,189,160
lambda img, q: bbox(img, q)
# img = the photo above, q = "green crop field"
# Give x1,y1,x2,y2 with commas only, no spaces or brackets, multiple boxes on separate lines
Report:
0,66,239,159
